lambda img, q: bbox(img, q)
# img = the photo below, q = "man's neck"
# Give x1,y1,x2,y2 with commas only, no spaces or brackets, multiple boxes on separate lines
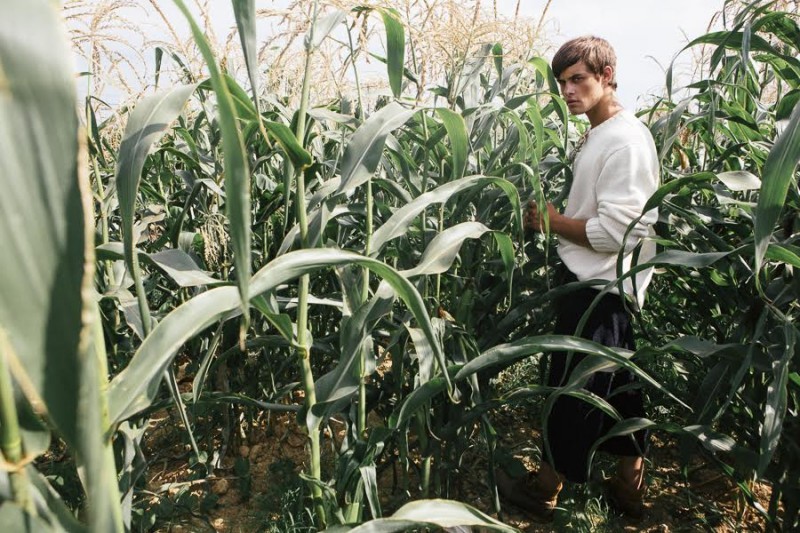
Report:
585,92,622,128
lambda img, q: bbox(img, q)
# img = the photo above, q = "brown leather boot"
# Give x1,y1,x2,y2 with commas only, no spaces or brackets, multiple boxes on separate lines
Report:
495,468,563,522
604,475,645,519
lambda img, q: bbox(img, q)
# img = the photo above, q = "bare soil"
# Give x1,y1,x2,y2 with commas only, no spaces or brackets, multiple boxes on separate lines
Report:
143,401,773,533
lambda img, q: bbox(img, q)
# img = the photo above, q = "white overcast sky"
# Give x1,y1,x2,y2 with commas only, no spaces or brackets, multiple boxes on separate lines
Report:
90,0,725,110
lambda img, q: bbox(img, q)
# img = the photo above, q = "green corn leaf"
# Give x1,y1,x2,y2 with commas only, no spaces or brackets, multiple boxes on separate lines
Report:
15,393,50,459
308,283,396,431
26,464,86,532
251,296,295,342
337,102,417,195
371,175,521,255
305,9,347,51
0,1,122,530
0,465,87,532
0,504,55,532
526,102,545,183
656,98,692,162
172,0,252,325
198,75,257,122
754,99,800,277
755,11,800,52
322,522,421,533
400,222,490,277
232,0,259,102
683,425,737,453
455,335,688,409
391,370,457,428
692,360,734,423
435,108,468,180
684,30,800,72
776,89,800,121
386,499,517,531
190,322,224,404
115,83,198,336
717,170,761,191
766,243,800,268
588,418,656,463
324,499,516,531
650,249,733,268
0,0,68,439
528,56,559,95
758,322,795,475
263,120,313,169
644,172,716,212
493,231,516,299
360,465,382,519
376,8,405,98
108,248,449,425
97,243,219,287
491,42,503,75
116,84,198,267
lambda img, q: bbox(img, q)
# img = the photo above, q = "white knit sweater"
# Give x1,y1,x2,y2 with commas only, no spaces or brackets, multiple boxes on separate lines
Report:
557,110,659,306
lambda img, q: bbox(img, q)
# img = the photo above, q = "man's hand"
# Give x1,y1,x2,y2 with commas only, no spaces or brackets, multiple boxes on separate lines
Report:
524,200,559,233
524,199,592,248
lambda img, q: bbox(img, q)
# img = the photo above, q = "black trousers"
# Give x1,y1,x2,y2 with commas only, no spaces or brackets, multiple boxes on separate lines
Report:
545,277,648,483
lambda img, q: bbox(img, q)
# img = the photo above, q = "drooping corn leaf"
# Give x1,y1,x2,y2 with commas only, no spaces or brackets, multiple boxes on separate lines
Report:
371,175,521,255
454,335,688,409
336,102,417,195
400,222,490,277
263,119,313,169
684,30,800,72
97,242,218,287
649,249,733,268
382,499,516,531
588,417,656,463
305,9,347,51
323,499,516,532
360,465,382,519
108,249,449,425
717,170,761,191
391,369,458,428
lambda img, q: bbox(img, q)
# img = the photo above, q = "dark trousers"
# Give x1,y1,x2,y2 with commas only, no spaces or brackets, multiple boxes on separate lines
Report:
545,279,648,483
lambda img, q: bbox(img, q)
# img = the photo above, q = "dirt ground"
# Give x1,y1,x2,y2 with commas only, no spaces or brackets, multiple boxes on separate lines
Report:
143,400,774,533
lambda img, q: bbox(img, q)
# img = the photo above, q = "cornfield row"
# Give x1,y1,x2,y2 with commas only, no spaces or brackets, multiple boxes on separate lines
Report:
0,0,799,531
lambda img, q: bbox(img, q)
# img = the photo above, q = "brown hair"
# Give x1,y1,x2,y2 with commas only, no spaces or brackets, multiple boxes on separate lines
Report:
552,36,618,90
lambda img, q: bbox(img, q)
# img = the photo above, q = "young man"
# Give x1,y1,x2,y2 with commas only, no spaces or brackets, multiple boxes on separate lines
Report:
497,36,659,520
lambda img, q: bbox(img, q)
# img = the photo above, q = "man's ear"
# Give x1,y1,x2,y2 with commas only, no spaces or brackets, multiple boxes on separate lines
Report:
602,65,614,86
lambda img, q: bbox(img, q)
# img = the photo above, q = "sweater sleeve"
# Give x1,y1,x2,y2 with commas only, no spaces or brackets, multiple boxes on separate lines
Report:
585,143,658,253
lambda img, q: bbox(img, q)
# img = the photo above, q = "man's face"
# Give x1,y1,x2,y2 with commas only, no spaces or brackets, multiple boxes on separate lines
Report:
556,60,609,115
